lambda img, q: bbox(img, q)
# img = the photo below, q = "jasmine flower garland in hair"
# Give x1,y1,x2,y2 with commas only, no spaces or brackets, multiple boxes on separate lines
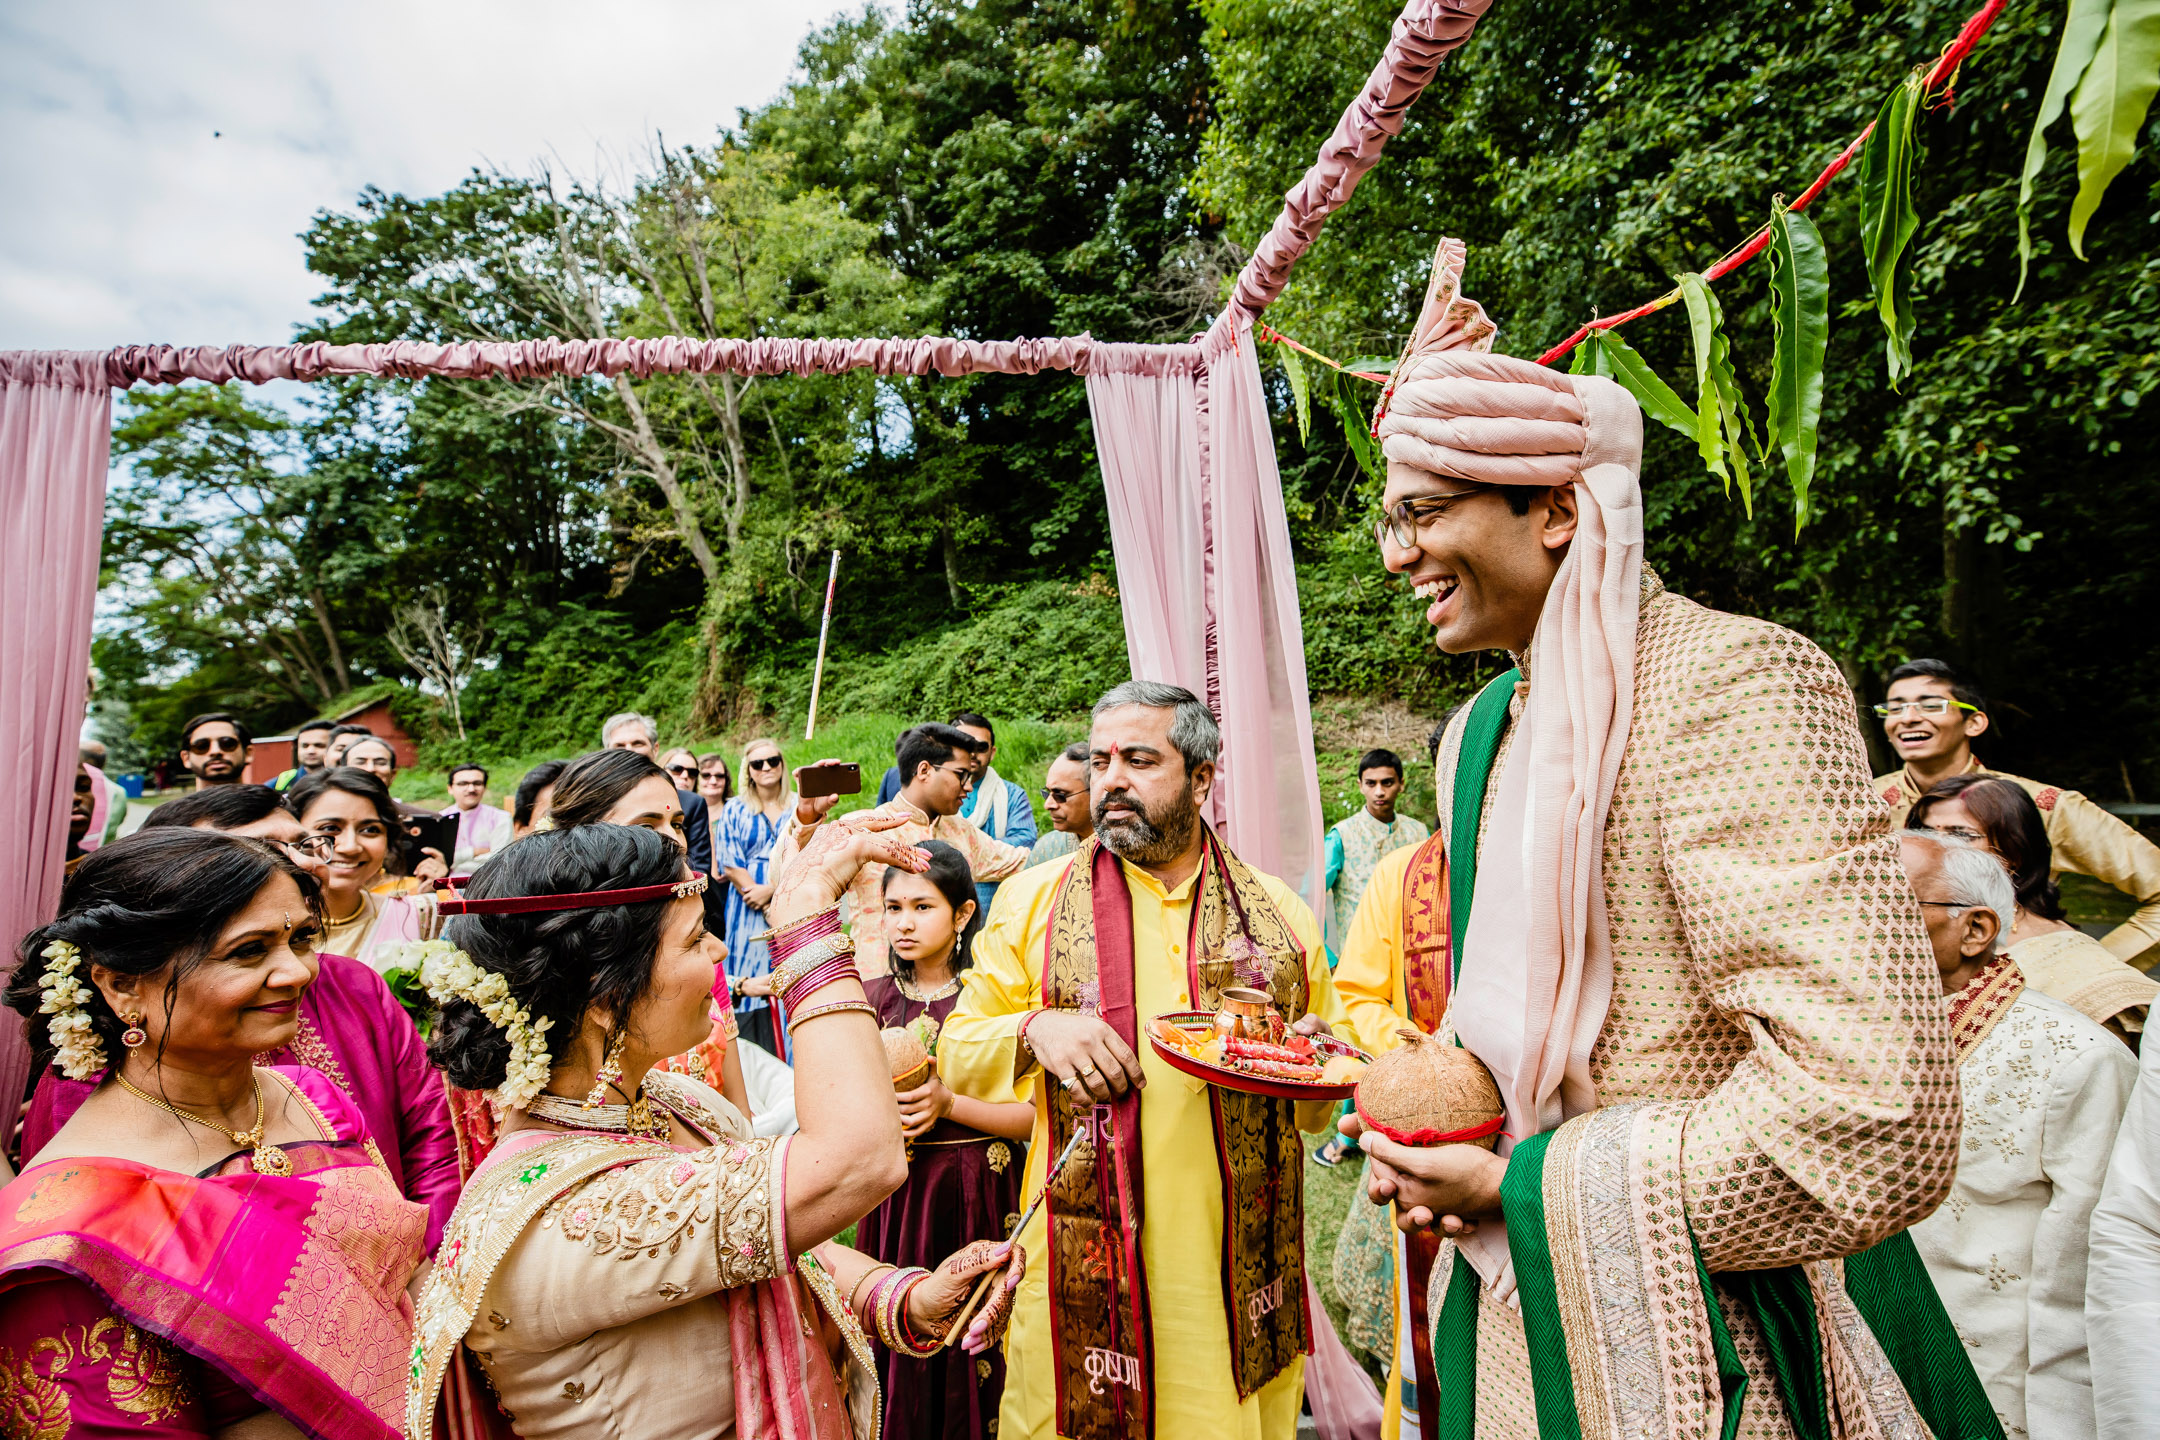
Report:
386,938,555,1117
37,940,106,1080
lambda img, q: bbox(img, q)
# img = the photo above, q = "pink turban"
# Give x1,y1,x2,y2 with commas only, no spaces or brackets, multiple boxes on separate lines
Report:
1377,241,1645,1301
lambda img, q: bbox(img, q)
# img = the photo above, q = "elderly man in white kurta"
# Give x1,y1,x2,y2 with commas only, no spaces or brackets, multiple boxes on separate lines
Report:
1901,831,2136,1440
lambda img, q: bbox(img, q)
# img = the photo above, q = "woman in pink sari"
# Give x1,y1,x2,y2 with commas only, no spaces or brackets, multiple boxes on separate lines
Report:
0,829,426,1440
405,821,1025,1438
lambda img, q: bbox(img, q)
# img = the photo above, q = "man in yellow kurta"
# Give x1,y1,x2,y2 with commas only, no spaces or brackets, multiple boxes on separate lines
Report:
1872,657,2160,963
941,680,1347,1440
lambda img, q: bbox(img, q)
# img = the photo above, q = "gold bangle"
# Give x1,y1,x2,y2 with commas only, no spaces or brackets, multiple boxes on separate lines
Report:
770,934,856,999
849,1262,897,1320
786,998,876,1032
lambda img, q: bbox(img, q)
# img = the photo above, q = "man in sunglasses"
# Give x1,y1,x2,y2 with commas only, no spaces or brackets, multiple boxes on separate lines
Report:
1027,741,1093,868
177,711,251,790
1875,656,2160,962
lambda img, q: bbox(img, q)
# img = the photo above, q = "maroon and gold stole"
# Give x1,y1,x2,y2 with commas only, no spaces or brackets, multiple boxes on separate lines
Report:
1040,831,1313,1440
1395,830,1452,1440
1949,955,2025,1064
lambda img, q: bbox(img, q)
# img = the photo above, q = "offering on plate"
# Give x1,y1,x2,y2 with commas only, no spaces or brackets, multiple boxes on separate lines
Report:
1353,1028,1504,1149
882,1025,932,1092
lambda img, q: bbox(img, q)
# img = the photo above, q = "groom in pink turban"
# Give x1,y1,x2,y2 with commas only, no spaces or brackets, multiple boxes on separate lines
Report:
1341,241,1987,1440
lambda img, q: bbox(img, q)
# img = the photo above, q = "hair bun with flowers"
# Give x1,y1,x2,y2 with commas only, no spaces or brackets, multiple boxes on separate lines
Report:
384,938,554,1116
37,940,107,1080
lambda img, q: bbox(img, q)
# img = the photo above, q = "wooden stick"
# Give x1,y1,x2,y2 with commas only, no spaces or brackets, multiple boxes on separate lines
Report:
804,549,841,742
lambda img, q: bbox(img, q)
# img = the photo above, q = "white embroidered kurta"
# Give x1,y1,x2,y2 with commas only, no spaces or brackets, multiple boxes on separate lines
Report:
1910,988,2136,1440
2087,1015,2160,1440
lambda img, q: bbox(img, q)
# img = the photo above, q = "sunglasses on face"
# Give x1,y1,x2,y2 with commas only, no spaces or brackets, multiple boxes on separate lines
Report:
186,735,242,755
748,756,784,771
666,764,697,778
1043,786,1083,804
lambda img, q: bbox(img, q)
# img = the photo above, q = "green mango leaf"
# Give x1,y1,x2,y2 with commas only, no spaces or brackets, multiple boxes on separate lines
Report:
2068,0,2160,257
1280,343,1313,447
1328,376,1384,484
1580,330,1699,439
1676,272,1758,514
1859,68,1925,385
1767,203,1831,531
2018,0,2113,294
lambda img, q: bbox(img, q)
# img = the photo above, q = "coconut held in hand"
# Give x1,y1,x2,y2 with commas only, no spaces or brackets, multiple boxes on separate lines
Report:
1353,1029,1503,1149
882,1026,932,1092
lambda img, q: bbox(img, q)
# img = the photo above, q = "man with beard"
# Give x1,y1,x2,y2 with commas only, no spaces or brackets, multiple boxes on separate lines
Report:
1338,241,1977,1440
177,711,250,789
938,681,1348,1440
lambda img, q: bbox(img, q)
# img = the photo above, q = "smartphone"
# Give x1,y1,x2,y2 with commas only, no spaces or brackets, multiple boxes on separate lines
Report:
796,761,863,799
403,812,457,866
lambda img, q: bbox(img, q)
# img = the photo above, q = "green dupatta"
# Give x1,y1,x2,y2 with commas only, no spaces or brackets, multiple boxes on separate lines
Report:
1432,671,1998,1440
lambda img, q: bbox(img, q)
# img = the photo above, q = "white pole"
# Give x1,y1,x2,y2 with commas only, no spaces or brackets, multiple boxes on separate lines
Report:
804,549,841,741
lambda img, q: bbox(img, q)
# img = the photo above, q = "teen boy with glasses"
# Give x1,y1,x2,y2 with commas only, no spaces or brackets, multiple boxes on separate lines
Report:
1874,657,2160,962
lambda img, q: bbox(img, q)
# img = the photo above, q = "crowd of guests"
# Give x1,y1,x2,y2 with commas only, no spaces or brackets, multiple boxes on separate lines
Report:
9,653,2160,1440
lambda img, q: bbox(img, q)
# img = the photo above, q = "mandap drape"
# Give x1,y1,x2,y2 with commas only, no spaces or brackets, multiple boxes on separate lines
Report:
0,353,114,1111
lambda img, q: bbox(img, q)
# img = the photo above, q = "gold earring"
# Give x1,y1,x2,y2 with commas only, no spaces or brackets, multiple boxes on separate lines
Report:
120,1010,147,1052
583,1029,628,1109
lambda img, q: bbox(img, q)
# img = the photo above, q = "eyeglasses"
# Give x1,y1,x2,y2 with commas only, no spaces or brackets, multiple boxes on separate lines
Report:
283,833,336,858
1914,899,1974,911
747,756,784,771
186,735,242,754
699,768,728,780
1043,786,1083,804
666,764,697,778
933,763,977,788
1872,698,1978,719
1920,823,1990,845
1372,490,1483,550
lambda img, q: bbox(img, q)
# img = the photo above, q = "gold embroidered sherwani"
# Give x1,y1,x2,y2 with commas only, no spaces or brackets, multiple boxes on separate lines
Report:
1876,759,2160,963
1434,575,1962,1440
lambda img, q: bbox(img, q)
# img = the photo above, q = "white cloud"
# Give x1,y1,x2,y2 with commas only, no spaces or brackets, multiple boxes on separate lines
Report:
0,0,856,351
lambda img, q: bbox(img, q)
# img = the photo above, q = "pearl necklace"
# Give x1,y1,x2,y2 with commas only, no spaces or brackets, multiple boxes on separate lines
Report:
527,1088,670,1141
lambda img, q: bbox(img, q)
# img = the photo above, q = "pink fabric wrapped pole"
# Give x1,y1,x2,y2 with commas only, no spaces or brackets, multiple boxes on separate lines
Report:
0,352,113,1113
1227,0,1495,319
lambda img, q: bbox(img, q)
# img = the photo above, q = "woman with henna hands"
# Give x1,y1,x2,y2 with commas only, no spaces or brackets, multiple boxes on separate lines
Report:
404,816,1026,1439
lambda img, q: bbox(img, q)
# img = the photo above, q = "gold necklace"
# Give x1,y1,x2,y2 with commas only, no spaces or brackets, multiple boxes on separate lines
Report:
113,1071,292,1176
322,896,367,927
894,970,960,1003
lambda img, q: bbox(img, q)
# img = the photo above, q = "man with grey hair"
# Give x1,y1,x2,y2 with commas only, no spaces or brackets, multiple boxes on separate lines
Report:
601,710,714,876
940,679,1349,1440
1027,740,1094,868
1899,829,2135,1439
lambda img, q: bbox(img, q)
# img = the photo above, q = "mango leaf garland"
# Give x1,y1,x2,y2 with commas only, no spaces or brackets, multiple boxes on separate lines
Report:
1279,342,1314,447
1331,366,1389,485
1677,272,1759,514
1859,68,1927,385
2067,0,2160,257
1571,329,1699,439
2018,0,2114,292
1767,204,1831,530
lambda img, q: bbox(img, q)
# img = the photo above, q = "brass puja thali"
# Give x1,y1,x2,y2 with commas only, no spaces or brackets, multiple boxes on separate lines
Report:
1146,986,1372,1100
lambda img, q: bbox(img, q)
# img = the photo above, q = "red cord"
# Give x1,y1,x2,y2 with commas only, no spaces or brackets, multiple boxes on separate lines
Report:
1532,0,2008,367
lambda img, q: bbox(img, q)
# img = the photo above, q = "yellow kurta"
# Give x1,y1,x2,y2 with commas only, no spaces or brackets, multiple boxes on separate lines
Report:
1331,843,1421,1060
940,850,1346,1440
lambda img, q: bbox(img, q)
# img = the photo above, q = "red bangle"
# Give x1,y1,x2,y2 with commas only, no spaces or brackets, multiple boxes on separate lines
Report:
1017,1009,1045,1071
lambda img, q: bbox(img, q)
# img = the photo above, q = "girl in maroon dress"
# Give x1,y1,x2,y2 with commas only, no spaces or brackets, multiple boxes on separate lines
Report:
859,840,1034,1440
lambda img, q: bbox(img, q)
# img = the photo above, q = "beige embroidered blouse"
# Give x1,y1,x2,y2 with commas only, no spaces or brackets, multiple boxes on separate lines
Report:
460,1074,792,1438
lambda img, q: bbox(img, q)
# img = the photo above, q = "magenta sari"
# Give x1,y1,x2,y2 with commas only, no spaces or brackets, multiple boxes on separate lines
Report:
0,1067,427,1440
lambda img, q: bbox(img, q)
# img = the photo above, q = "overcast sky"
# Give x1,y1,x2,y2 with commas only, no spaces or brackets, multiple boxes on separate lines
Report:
1,1,854,353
